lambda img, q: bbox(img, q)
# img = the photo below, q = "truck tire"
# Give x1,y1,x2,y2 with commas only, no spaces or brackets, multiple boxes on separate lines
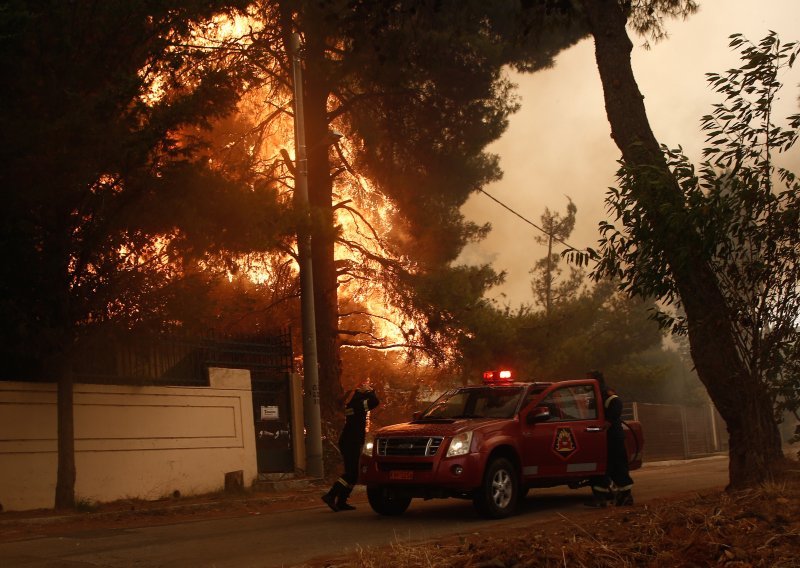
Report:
366,485,412,516
473,457,518,519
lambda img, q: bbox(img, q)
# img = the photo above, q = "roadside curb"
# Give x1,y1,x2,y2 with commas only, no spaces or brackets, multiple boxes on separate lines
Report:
642,453,728,468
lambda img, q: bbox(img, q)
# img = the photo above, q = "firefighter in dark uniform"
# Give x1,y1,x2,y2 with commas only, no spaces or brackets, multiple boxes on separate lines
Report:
586,370,634,507
322,385,379,511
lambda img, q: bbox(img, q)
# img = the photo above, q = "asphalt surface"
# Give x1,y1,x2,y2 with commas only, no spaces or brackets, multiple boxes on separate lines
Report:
0,455,729,568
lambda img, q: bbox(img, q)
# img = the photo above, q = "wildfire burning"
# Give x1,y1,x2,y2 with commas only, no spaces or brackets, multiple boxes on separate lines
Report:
181,12,419,356
100,10,428,363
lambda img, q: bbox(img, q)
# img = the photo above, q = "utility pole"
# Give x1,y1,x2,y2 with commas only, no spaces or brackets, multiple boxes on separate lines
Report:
289,32,324,479
545,228,553,319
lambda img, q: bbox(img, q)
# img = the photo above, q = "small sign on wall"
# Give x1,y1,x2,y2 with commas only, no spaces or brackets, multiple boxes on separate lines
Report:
260,405,280,420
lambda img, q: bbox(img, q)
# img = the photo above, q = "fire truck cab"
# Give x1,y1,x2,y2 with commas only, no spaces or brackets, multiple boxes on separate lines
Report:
359,372,643,518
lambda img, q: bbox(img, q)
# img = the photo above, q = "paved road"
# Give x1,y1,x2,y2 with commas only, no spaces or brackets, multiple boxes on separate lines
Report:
0,456,728,568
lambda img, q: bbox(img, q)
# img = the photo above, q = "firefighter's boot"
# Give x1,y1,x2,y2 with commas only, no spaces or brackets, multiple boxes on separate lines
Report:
584,486,611,508
336,483,356,511
322,479,347,512
614,488,634,506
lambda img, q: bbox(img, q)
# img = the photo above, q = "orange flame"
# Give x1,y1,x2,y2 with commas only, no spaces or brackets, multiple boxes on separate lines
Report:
151,11,429,360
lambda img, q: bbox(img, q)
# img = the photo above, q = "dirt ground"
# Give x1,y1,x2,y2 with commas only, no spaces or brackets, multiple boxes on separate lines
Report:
2,467,799,567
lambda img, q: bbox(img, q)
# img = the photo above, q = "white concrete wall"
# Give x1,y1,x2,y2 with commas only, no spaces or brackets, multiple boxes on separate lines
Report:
0,367,257,511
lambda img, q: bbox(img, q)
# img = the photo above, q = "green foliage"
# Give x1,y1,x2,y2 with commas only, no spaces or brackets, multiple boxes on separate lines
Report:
625,0,699,47
452,279,689,403
391,264,507,366
529,197,584,314
586,32,800,418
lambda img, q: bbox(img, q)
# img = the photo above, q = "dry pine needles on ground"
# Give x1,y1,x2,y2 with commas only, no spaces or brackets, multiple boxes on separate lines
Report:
311,469,800,568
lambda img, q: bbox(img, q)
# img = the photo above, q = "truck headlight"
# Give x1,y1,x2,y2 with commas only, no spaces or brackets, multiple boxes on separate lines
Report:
362,434,375,457
446,431,473,457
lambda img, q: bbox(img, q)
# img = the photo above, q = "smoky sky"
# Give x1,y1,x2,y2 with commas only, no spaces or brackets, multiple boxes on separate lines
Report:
459,0,800,308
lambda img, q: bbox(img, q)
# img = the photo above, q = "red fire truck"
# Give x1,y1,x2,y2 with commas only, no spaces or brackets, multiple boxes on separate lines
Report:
359,371,643,518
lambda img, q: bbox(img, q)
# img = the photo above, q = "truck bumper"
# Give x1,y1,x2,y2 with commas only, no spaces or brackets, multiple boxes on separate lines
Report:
359,451,484,493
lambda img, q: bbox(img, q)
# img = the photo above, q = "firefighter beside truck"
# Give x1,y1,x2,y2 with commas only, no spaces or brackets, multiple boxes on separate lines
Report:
359,370,643,518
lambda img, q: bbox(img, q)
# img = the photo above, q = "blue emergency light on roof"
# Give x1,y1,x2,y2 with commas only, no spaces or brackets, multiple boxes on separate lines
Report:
482,370,513,383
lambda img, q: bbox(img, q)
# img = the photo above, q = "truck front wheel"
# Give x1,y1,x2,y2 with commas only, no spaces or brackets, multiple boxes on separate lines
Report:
366,485,412,516
473,457,519,519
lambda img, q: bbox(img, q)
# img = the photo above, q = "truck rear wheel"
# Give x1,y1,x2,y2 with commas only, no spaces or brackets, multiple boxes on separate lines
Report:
473,457,518,519
367,485,412,516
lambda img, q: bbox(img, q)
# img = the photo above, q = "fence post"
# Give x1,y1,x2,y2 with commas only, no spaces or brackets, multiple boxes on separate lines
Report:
680,405,690,459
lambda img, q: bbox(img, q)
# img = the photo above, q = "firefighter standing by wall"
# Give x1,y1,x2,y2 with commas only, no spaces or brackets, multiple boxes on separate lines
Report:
586,370,634,507
322,385,379,511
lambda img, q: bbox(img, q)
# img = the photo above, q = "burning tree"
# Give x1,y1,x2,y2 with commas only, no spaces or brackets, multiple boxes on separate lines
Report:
200,1,590,434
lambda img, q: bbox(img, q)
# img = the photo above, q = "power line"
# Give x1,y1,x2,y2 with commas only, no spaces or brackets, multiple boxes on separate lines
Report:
477,188,577,250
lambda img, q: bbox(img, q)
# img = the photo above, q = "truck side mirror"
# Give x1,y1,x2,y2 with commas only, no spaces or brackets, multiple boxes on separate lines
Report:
412,410,422,421
526,406,551,424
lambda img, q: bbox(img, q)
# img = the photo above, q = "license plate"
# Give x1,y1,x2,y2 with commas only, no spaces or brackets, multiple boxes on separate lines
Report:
389,470,414,480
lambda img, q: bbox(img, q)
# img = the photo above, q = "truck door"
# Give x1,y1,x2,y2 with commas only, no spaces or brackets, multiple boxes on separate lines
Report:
520,382,606,481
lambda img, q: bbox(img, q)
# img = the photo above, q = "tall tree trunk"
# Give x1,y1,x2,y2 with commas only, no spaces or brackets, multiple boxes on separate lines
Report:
580,0,782,488
303,30,345,435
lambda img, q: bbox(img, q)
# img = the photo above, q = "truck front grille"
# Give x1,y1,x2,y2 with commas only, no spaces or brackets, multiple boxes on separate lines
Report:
377,462,433,472
376,436,443,457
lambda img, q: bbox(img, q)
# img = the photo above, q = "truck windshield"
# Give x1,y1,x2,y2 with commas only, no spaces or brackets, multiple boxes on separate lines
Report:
420,386,524,420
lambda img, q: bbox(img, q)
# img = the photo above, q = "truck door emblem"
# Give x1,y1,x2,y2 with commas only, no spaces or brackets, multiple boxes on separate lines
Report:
552,427,578,459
